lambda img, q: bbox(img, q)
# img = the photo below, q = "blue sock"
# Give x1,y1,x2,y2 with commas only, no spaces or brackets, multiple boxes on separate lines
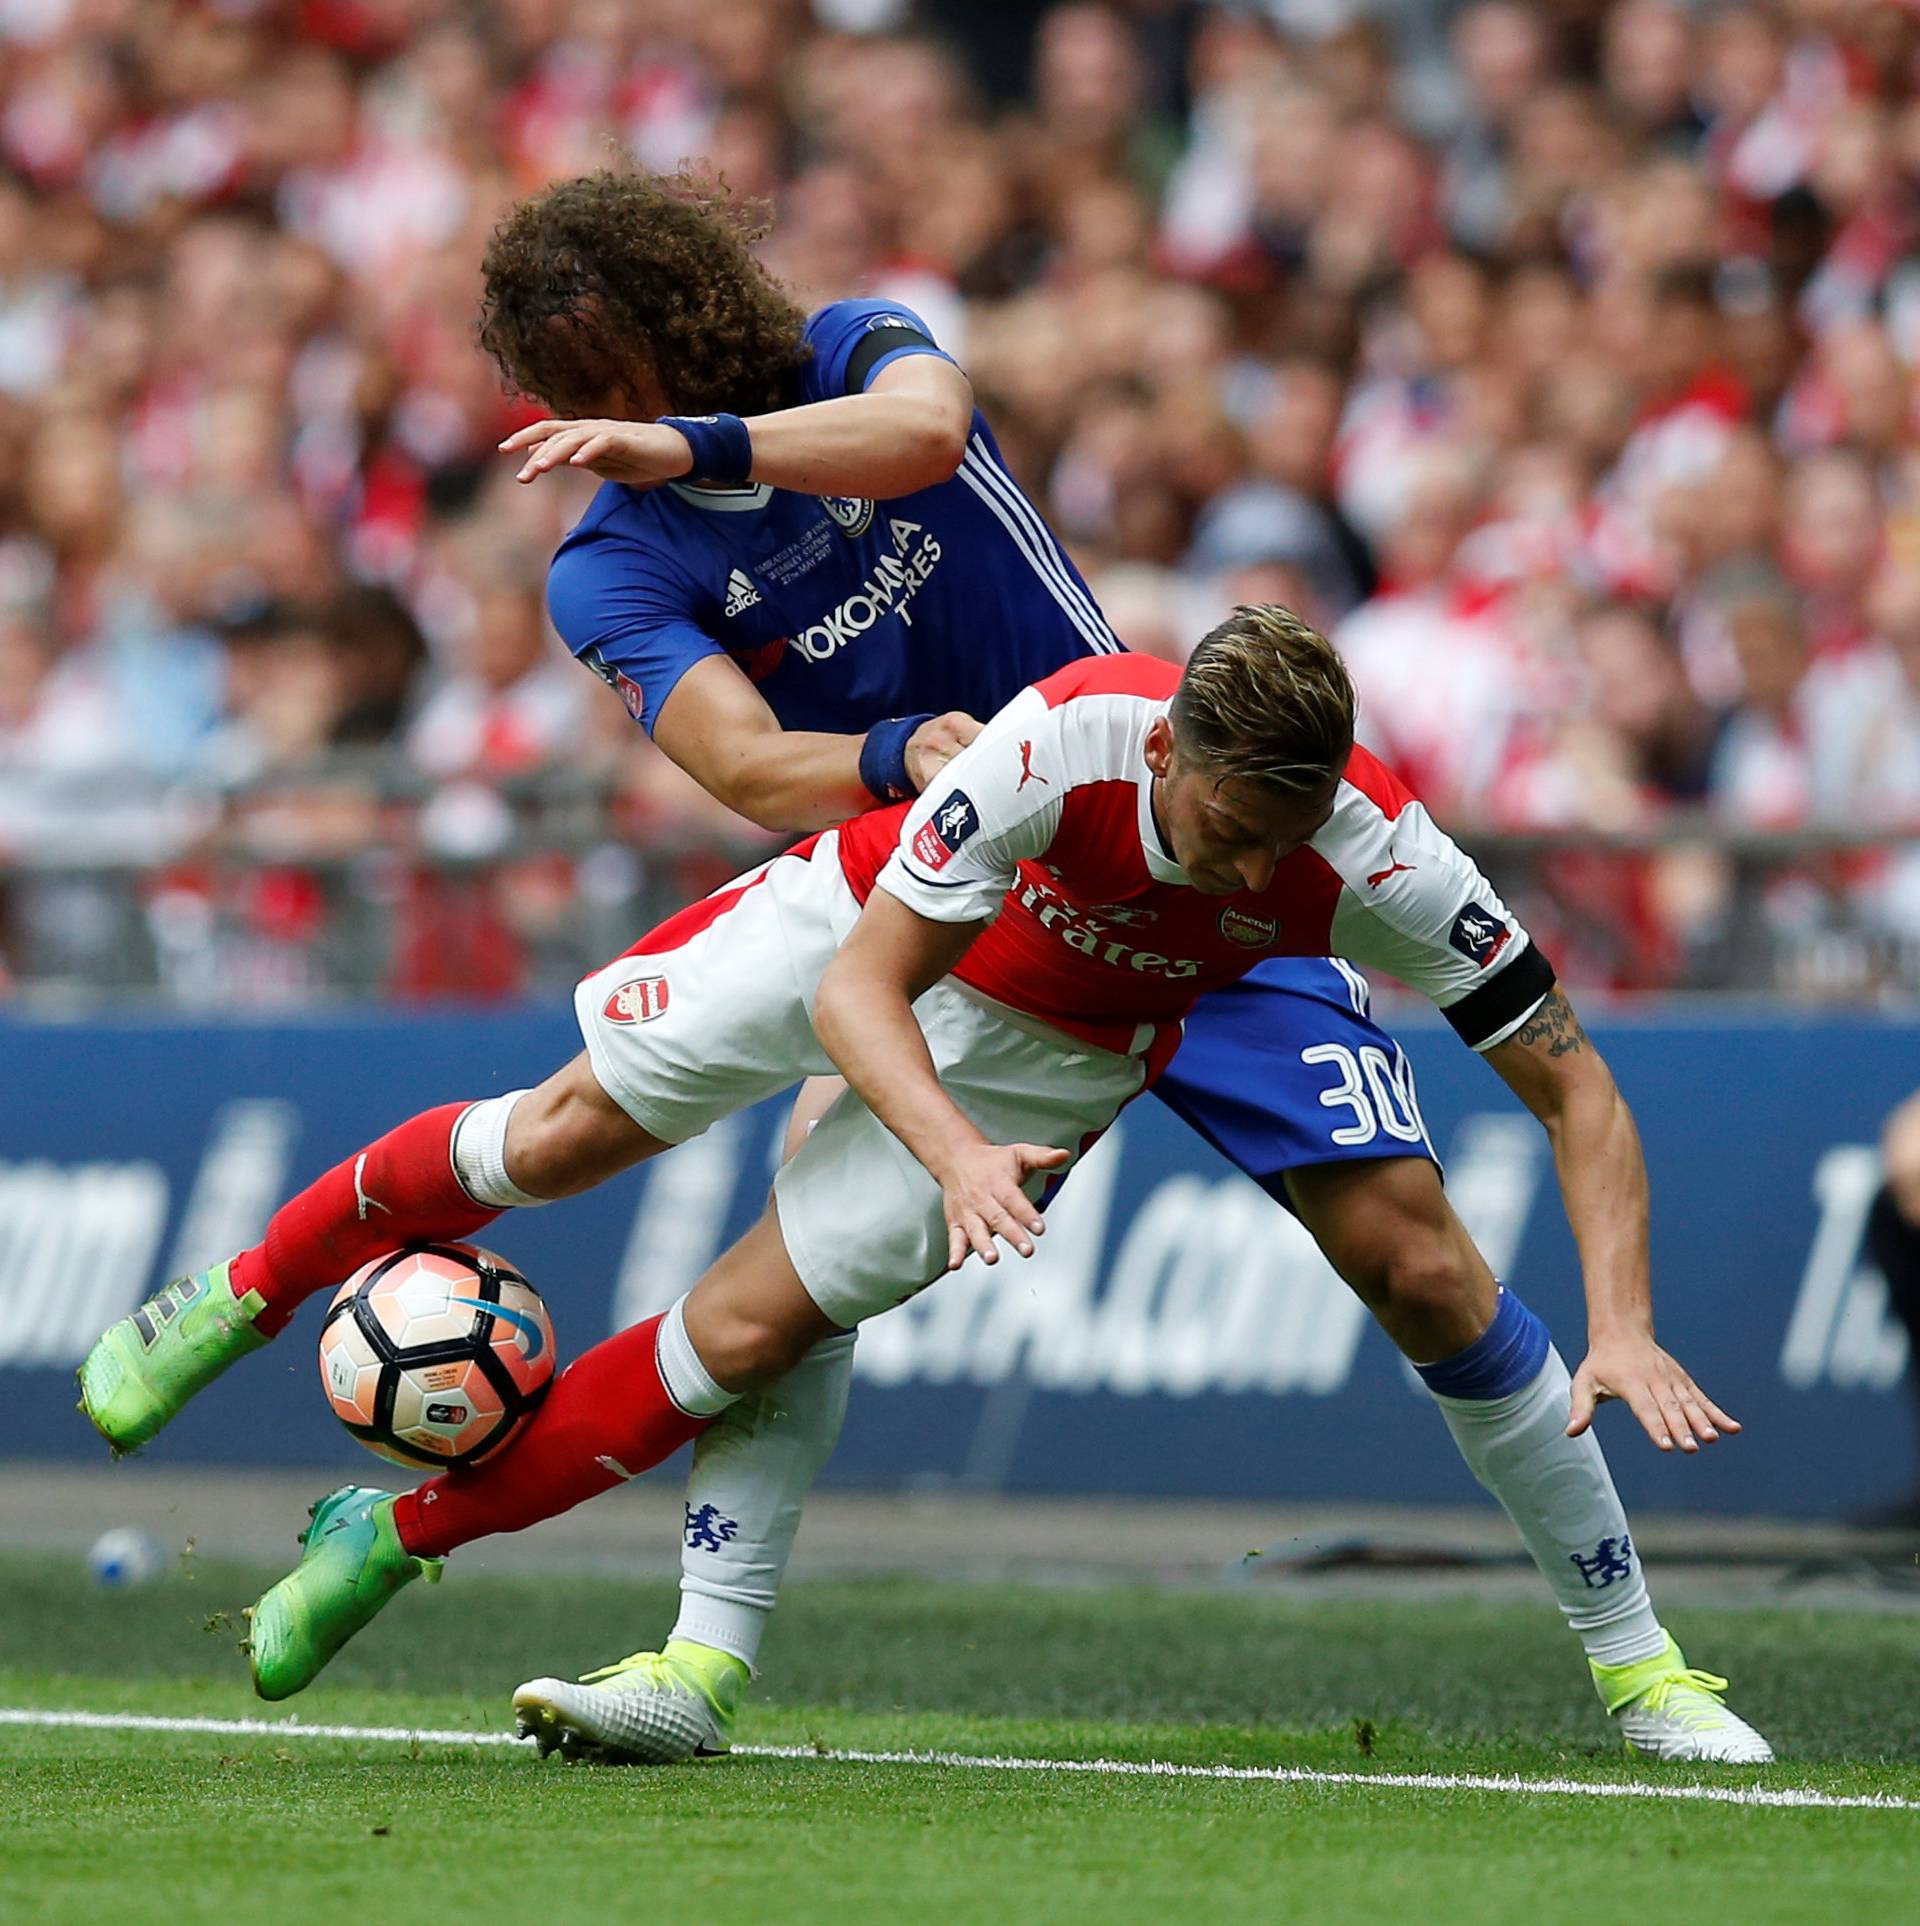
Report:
1416,1287,1665,1668
1413,1285,1550,1399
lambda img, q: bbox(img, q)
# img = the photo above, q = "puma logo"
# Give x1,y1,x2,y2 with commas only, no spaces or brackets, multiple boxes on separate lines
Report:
1367,857,1415,888
1017,740,1050,791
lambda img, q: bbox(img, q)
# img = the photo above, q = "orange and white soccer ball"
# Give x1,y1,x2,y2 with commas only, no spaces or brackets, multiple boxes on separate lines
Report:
317,1244,555,1469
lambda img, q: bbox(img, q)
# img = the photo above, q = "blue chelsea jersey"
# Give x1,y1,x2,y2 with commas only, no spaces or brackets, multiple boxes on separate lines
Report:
545,298,1119,739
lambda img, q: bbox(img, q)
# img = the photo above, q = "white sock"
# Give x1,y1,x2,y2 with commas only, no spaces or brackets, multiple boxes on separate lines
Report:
670,1331,856,1671
1430,1344,1666,1669
451,1091,550,1209
655,1295,739,1419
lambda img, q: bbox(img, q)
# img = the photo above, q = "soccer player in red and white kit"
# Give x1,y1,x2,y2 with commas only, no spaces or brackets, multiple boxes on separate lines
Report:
237,607,1769,1763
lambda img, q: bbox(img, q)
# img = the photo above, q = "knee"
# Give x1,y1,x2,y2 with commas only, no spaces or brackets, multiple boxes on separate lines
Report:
1301,1165,1474,1317
502,1092,587,1198
1317,1186,1461,1310
1333,1217,1493,1362
505,1077,641,1199
1360,1241,1478,1325
698,1309,811,1389
1294,1161,1495,1359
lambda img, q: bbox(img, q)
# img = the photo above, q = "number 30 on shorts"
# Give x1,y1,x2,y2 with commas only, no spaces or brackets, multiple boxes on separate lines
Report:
1300,1041,1429,1147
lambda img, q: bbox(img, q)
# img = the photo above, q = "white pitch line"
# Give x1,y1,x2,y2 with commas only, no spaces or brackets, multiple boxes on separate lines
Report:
1,1708,523,1748
4,1707,1914,1813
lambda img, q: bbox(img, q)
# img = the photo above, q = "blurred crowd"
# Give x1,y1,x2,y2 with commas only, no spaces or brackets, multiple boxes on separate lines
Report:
3,0,1920,1001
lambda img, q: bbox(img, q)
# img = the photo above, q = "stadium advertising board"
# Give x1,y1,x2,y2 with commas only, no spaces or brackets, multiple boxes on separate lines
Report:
0,1008,1908,1517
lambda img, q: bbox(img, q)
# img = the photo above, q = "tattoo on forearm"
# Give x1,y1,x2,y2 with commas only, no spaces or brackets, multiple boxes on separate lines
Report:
1514,989,1588,1058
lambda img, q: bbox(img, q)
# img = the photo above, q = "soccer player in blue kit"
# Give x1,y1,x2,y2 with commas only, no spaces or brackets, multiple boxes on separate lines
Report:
76,171,1765,1764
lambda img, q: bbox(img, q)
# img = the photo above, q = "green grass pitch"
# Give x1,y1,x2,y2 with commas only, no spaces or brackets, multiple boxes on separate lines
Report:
2,1550,1915,1923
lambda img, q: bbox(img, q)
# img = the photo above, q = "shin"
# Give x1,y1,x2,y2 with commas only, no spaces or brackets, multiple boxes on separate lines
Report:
1294,1159,1665,1668
1421,1293,1665,1666
235,1059,659,1337
671,1332,857,1669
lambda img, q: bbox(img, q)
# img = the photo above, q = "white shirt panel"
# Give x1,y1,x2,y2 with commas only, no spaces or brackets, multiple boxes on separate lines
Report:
1317,790,1536,1025
879,685,1063,924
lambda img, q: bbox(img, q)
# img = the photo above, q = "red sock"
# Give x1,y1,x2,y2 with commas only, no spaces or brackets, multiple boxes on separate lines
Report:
232,1102,498,1337
390,1314,712,1558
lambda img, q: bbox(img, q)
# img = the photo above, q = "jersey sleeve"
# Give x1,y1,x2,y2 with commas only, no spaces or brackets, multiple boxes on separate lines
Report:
800,298,958,404
1317,752,1554,1051
546,531,721,737
874,687,1063,925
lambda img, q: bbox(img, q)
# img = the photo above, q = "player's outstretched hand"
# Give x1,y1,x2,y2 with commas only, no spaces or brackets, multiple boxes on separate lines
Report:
940,1141,1070,1270
501,419,695,488
906,712,982,792
1568,1334,1742,1454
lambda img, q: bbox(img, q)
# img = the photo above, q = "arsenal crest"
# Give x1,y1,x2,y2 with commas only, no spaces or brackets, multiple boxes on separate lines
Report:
1218,906,1278,947
603,976,670,1024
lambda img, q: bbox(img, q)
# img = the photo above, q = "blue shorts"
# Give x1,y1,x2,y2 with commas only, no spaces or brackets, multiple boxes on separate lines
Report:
1152,957,1438,1205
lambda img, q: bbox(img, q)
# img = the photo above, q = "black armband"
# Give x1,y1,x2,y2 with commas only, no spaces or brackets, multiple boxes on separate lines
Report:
844,326,939,395
1444,942,1556,1052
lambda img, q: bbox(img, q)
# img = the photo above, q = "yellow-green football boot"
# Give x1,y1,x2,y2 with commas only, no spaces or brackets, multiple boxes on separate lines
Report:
77,1260,270,1454
512,1641,747,1763
1592,1632,1774,1762
244,1487,441,1701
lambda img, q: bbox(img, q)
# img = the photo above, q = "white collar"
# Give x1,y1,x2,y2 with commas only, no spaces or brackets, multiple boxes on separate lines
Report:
1137,713,1190,885
665,480,775,512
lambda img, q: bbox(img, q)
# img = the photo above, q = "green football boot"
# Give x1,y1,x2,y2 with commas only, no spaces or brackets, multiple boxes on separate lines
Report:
512,1640,748,1763
77,1259,270,1455
245,1487,442,1701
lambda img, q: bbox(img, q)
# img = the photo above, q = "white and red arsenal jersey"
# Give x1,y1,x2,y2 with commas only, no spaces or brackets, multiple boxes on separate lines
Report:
834,655,1553,1060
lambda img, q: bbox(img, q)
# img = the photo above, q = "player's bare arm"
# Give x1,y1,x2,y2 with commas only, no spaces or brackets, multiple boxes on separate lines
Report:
651,655,979,833
812,889,1068,1271
504,356,975,500
1485,984,1740,1456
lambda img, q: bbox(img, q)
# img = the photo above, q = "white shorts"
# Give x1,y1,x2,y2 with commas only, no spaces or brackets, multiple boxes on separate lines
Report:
574,834,1150,1328
575,840,855,1146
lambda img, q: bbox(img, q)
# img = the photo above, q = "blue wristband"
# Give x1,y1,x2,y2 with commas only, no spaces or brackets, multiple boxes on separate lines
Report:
657,413,754,486
860,713,935,803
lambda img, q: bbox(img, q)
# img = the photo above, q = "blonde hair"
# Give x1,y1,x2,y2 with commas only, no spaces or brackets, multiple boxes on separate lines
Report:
1169,604,1355,795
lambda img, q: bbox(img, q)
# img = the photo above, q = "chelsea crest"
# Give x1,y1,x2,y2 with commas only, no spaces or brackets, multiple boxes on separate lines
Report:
820,494,875,536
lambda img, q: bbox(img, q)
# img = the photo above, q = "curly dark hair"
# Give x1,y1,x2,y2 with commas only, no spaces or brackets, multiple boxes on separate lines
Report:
478,168,811,419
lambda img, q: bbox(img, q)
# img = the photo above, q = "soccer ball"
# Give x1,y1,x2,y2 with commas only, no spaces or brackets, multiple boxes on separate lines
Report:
318,1244,554,1469
87,1527,167,1588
